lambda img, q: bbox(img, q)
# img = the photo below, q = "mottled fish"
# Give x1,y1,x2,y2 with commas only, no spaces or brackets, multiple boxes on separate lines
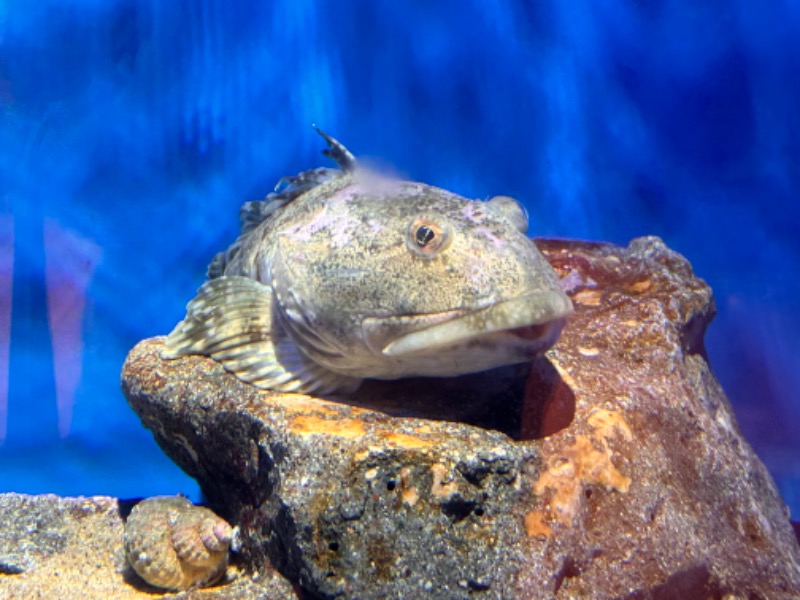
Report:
162,130,573,394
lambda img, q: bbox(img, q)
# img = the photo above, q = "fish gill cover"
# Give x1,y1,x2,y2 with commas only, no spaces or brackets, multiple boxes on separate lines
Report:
0,1,798,514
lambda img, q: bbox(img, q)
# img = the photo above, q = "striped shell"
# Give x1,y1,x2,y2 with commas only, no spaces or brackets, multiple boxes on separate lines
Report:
124,495,233,591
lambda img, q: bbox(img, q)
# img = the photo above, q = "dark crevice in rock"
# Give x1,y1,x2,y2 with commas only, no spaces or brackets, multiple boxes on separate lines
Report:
621,564,722,600
264,503,312,588
202,412,277,510
0,562,25,575
457,462,492,486
681,307,714,359
295,583,326,600
519,359,575,439
343,362,535,439
552,555,581,595
440,496,478,523
331,353,576,442
116,497,142,521
467,578,491,592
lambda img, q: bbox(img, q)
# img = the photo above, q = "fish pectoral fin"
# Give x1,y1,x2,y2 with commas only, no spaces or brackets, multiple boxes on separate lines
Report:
161,276,361,395
161,276,275,359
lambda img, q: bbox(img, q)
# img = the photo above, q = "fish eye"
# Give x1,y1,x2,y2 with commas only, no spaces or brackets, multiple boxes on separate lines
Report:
407,217,452,257
415,225,435,246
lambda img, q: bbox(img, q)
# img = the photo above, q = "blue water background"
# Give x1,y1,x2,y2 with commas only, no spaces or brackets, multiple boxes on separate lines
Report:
1,1,798,514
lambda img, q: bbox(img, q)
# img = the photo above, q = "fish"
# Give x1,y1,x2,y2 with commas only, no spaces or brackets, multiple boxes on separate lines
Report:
161,129,573,395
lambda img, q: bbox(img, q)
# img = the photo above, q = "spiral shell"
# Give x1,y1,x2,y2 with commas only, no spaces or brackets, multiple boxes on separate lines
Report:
124,495,233,591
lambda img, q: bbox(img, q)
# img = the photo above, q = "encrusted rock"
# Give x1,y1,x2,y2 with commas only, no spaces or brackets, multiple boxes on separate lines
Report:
122,236,800,598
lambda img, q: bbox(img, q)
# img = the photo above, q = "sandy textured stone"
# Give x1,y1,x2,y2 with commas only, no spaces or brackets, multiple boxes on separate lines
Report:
0,493,295,599
122,236,800,599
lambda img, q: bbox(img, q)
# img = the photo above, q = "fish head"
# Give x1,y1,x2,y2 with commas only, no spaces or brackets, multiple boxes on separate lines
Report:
271,173,573,379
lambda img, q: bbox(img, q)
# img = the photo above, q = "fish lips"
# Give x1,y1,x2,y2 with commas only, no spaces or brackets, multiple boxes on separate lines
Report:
363,289,573,359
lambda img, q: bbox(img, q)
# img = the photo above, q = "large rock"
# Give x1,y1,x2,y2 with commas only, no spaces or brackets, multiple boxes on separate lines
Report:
121,236,800,598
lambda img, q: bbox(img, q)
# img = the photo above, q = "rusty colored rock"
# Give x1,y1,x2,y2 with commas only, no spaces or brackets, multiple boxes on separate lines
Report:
122,236,800,599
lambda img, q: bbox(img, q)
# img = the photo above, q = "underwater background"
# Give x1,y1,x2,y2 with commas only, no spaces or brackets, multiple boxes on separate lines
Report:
1,1,798,516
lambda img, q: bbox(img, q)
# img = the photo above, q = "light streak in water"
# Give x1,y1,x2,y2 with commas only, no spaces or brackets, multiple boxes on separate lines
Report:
43,218,102,439
0,215,12,444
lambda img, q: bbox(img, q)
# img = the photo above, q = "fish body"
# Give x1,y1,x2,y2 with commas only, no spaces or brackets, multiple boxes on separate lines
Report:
163,132,573,395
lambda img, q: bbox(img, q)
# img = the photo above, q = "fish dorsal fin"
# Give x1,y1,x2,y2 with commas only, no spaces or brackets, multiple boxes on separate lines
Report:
239,127,358,235
207,167,342,278
314,126,357,171
208,130,357,279
161,275,361,395
240,166,345,236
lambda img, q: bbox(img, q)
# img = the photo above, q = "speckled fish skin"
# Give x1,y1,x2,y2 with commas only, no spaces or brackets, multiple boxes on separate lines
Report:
162,131,573,394
124,496,232,591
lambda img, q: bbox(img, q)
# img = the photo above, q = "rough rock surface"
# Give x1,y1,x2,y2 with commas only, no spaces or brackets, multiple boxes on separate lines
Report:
118,236,800,599
0,493,295,599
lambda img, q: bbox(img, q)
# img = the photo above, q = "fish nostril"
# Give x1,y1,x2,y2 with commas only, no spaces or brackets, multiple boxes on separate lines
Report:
486,195,528,233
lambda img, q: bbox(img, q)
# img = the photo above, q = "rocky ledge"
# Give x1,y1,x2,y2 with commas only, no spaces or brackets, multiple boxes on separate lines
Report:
3,237,799,599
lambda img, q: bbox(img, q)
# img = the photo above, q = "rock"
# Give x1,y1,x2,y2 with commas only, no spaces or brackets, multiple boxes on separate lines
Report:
0,493,295,599
121,236,800,598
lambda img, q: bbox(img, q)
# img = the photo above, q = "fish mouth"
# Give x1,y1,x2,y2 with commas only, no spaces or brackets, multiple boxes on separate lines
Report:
374,289,573,358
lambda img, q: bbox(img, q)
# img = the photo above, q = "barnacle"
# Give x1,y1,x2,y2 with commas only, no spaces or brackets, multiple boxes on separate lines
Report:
124,495,233,591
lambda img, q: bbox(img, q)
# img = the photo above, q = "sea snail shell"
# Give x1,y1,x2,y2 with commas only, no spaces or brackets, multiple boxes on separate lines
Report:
124,495,233,591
